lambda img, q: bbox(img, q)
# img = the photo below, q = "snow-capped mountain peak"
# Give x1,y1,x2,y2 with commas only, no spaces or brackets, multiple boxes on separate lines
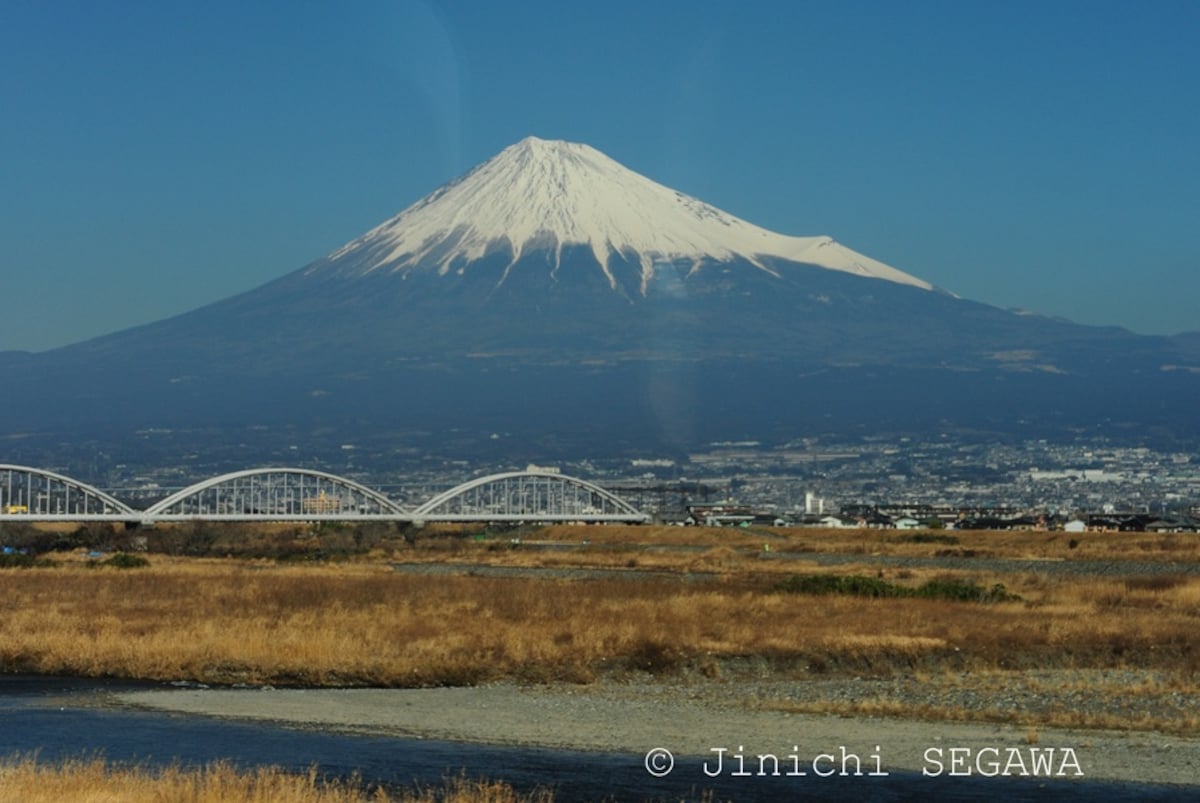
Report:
320,136,933,293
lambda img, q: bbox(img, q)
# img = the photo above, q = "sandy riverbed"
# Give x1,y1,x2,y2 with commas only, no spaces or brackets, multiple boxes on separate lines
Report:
112,681,1200,788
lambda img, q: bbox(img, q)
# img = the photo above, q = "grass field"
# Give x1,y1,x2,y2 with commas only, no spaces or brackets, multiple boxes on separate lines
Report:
1,523,1198,734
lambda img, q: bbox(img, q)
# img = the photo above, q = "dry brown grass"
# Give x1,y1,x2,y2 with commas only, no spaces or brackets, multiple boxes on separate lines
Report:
3,524,1198,740
0,757,551,803
23,520,1198,569
395,524,1200,570
2,540,1198,689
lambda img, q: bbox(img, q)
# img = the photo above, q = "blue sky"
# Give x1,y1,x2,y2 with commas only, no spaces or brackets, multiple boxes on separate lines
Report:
2,0,1197,351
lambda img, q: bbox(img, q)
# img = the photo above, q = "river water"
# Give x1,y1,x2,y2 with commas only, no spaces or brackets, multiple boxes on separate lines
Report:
0,676,1190,802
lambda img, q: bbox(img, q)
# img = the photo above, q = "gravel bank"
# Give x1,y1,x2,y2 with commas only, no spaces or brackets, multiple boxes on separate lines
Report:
113,677,1200,788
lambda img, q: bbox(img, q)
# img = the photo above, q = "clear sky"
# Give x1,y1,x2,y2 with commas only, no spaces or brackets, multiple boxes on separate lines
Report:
2,0,1197,351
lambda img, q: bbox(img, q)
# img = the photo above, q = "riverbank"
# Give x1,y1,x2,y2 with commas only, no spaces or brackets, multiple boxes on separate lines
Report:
112,677,1200,789
4,541,1200,696
7,526,1200,796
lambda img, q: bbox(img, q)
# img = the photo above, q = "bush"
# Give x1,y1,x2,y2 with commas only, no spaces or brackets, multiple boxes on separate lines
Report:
913,579,1020,603
898,533,959,545
0,552,54,568
775,573,1021,603
104,553,151,569
774,574,902,598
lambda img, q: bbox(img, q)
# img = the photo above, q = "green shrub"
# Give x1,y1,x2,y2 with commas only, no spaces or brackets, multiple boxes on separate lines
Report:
913,579,1019,603
898,533,959,545
775,573,1020,603
0,552,56,568
774,574,902,598
104,553,151,569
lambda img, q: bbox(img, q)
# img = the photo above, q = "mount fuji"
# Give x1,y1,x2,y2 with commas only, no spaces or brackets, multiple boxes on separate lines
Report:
318,136,931,293
6,137,1199,462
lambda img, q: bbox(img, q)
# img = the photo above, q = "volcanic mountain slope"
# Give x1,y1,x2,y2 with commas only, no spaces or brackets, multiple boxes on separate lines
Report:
62,138,935,363
53,137,1181,368
7,137,1200,455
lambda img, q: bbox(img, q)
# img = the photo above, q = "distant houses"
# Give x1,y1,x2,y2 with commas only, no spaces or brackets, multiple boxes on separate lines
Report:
675,503,1199,532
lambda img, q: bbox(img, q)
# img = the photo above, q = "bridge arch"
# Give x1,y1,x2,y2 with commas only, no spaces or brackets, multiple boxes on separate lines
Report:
142,468,408,520
0,464,137,518
413,470,648,522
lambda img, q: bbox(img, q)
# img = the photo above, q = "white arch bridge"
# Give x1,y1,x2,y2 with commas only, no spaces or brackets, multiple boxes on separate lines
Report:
0,465,649,525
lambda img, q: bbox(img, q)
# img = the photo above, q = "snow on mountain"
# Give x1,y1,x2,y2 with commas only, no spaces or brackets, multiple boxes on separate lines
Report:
317,136,933,294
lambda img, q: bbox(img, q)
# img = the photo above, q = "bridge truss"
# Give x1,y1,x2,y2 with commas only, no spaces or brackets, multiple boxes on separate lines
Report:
142,468,410,522
0,464,137,521
0,466,648,525
414,471,648,523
